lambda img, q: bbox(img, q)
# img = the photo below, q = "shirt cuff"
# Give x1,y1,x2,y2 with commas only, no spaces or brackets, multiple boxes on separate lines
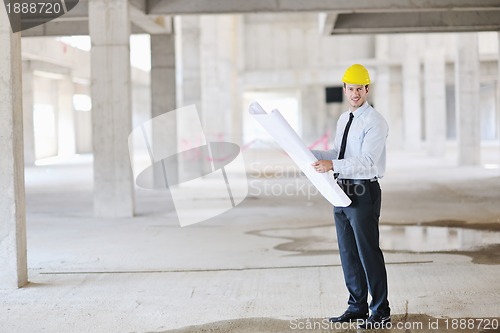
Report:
332,159,344,172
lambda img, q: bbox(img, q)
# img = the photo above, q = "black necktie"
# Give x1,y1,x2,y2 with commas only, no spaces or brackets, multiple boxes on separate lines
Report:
338,112,354,160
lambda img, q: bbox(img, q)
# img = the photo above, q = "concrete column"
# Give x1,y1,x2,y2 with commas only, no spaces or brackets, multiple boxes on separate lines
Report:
374,66,390,118
374,36,405,148
232,15,245,145
179,16,202,109
498,32,500,145
177,16,209,176
89,0,134,217
151,32,178,184
0,8,28,289
151,34,176,117
389,66,404,149
200,15,238,143
58,75,76,157
455,33,480,165
22,61,36,165
402,36,422,150
374,65,393,143
424,46,447,156
301,85,327,145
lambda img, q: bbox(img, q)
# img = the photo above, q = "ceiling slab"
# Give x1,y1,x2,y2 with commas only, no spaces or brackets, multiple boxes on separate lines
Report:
18,0,500,36
147,0,500,15
328,10,500,34
21,0,169,36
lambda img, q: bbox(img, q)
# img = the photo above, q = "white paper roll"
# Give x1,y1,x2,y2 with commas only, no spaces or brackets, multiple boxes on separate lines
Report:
249,102,351,207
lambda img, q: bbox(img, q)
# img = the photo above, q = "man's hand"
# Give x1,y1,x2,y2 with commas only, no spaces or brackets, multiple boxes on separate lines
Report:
312,160,333,173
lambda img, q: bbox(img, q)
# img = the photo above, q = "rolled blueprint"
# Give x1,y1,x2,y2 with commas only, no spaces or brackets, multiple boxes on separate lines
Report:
249,102,351,207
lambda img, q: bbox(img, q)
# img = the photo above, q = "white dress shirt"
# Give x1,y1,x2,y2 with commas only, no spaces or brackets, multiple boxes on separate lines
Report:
312,102,388,180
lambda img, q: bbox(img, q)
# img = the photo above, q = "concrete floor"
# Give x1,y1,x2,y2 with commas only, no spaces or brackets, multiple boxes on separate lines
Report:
1,146,500,333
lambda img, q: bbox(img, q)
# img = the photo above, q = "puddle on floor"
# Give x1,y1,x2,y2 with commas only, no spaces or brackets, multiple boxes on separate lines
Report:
155,314,499,333
247,224,500,264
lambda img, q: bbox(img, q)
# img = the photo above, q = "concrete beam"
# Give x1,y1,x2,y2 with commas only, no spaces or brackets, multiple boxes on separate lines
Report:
29,60,71,76
329,11,500,34
21,19,153,36
20,0,500,36
21,0,168,36
148,0,500,15
21,37,91,82
0,7,28,289
17,0,500,18
318,12,338,36
60,0,89,19
21,20,89,37
130,5,172,34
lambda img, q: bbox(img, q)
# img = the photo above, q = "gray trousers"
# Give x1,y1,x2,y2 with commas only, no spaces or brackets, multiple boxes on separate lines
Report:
334,181,390,316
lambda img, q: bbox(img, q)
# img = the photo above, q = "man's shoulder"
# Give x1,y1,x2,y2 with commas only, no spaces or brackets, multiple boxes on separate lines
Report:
366,105,389,129
367,105,387,121
337,111,350,123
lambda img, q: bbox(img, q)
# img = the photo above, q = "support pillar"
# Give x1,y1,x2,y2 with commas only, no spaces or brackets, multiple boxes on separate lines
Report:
89,0,134,217
301,85,329,145
497,32,500,159
58,75,76,157
151,32,178,184
177,16,208,176
402,36,422,150
374,35,390,118
179,16,202,109
22,61,36,165
200,15,239,143
424,44,447,156
0,7,28,288
455,33,480,165
374,65,393,144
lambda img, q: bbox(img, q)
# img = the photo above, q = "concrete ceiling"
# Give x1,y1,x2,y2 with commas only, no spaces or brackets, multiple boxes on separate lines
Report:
319,1,500,34
20,0,500,37
21,0,172,37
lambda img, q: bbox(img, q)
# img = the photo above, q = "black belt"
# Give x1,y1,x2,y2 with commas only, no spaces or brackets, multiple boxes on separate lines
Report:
337,178,378,185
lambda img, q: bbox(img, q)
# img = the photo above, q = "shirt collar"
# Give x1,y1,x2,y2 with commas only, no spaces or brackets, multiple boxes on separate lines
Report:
351,101,370,118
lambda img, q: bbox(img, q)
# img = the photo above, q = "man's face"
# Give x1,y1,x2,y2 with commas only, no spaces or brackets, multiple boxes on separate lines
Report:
344,84,369,110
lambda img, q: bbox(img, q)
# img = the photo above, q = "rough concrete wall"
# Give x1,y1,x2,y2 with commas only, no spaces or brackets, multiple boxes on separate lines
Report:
243,13,374,72
241,13,375,145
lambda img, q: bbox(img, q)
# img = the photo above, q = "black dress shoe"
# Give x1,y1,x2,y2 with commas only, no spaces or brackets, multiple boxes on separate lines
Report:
357,314,391,329
328,310,369,323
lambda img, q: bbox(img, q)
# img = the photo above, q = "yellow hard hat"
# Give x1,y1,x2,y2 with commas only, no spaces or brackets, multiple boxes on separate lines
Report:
342,64,370,85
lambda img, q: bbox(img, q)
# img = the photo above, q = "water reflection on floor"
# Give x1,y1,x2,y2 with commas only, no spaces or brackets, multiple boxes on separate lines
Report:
249,224,500,254
380,225,499,252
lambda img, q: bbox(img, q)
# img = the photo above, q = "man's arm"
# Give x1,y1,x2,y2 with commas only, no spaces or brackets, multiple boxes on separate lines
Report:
311,149,338,161
311,113,344,171
311,149,337,172
332,118,388,175
312,159,333,173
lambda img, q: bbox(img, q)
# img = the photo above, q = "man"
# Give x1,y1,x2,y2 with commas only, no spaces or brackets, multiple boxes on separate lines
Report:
311,64,390,329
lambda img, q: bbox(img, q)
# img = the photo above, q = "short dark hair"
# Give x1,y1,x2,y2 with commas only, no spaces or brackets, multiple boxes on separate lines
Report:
343,83,369,90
